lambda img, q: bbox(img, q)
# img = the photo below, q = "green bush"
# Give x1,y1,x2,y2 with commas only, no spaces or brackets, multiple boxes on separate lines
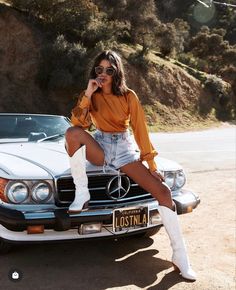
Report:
37,35,87,91
204,75,234,120
128,50,151,71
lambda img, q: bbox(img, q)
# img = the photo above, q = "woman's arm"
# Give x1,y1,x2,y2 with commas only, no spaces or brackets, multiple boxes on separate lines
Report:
129,90,158,172
71,93,92,129
71,79,102,128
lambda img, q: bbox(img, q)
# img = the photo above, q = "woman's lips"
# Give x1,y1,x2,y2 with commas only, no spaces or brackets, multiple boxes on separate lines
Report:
98,77,106,83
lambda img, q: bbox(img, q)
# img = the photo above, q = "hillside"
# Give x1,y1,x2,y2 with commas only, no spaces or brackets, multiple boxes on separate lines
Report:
0,2,234,131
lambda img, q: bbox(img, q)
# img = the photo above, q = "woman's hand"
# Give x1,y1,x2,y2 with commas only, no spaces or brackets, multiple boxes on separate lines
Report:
150,170,165,182
85,78,103,99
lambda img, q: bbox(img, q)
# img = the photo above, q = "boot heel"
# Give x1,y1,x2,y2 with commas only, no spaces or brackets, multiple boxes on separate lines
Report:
82,200,89,211
172,263,180,273
68,200,90,214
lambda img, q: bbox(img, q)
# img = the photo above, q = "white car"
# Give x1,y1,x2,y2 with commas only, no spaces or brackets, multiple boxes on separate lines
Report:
0,113,200,253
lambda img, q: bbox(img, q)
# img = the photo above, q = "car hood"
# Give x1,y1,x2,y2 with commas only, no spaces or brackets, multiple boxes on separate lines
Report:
0,141,182,179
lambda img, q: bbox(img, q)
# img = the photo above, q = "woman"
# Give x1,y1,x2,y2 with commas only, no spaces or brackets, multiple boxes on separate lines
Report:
65,50,196,281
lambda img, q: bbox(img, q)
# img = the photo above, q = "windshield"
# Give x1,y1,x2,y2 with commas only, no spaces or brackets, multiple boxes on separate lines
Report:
0,115,71,142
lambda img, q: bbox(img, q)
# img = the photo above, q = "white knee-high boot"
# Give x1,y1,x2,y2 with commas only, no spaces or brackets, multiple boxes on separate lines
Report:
158,205,196,281
68,145,90,213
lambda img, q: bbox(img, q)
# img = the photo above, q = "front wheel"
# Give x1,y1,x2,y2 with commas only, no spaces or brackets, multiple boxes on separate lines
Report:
0,239,12,254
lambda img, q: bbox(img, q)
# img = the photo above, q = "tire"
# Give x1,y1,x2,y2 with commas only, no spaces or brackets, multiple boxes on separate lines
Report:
0,239,12,254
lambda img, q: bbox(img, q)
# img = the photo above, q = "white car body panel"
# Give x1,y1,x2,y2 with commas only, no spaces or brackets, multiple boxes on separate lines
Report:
0,140,182,179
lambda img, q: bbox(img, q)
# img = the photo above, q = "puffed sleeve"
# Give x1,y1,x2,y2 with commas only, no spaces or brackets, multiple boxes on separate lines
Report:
128,90,158,171
70,92,92,129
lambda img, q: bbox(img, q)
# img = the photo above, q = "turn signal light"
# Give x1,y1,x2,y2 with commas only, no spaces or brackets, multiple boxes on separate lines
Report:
27,225,44,234
0,178,9,202
186,206,193,213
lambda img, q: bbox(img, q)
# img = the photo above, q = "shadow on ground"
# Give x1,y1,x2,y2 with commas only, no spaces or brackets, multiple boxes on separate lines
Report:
0,236,189,290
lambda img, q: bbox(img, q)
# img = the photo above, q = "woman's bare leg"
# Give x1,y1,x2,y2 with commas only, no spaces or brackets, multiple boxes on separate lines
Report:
65,126,105,212
120,161,196,280
65,126,104,166
120,161,174,209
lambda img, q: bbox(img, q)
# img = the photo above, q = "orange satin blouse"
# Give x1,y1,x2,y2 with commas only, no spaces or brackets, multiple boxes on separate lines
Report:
70,89,158,171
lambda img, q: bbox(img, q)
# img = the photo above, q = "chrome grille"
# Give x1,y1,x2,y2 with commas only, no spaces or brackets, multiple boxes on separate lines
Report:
56,175,153,206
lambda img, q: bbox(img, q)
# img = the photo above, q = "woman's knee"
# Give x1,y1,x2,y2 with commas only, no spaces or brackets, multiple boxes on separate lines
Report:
65,126,83,143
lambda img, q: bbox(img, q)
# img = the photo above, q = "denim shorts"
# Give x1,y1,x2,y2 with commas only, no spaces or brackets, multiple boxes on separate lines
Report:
93,129,140,171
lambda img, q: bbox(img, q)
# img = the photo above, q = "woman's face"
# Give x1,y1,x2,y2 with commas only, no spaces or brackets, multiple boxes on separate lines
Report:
95,59,115,87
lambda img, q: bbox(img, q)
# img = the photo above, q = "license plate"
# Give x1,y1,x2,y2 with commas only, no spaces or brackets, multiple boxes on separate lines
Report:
113,206,149,232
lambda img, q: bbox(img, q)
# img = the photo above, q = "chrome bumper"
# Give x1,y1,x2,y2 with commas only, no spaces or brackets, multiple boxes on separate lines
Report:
0,189,200,242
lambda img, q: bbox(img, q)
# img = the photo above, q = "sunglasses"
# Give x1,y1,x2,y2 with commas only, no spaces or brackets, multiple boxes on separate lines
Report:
95,66,115,76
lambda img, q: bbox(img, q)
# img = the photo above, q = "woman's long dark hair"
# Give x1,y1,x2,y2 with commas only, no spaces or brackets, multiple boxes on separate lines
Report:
89,50,128,96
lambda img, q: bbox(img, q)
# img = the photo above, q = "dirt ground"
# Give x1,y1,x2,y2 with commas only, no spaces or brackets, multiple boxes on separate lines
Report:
140,169,236,290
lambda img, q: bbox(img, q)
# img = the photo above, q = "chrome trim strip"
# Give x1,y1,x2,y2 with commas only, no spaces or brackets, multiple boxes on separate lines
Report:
89,197,156,208
59,189,75,193
23,200,159,220
88,194,152,204
58,183,138,193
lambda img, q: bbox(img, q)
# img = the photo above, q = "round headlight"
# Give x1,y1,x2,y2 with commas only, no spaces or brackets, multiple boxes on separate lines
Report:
164,172,175,190
7,182,29,204
175,170,186,189
32,182,51,202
